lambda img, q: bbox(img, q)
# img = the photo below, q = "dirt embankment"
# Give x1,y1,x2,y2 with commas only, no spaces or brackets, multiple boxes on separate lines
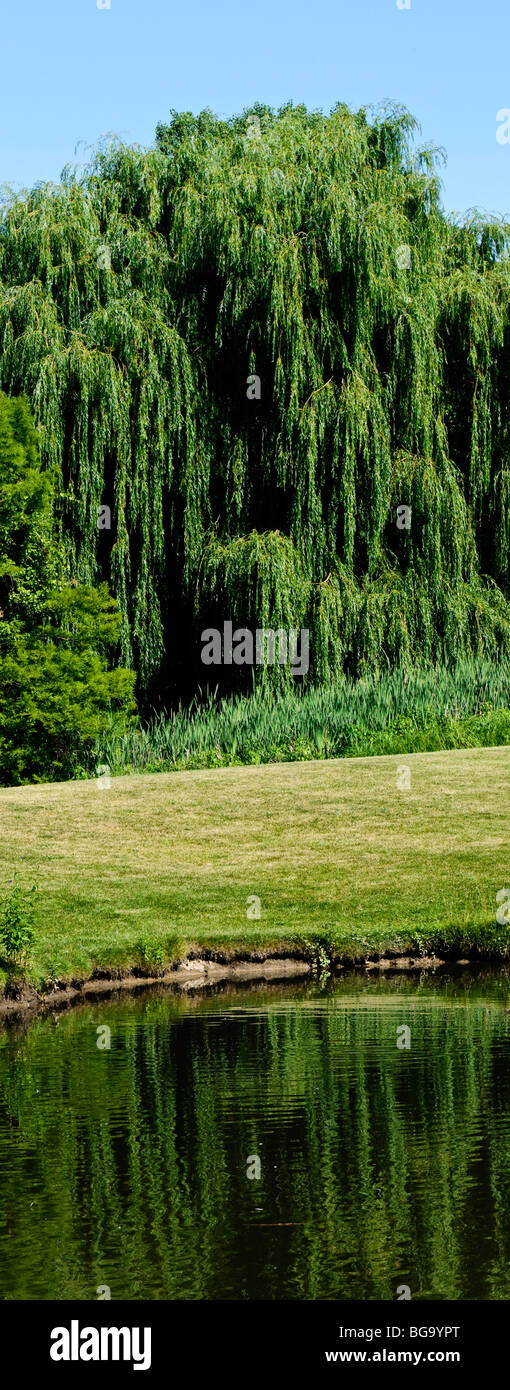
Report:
0,948,460,1019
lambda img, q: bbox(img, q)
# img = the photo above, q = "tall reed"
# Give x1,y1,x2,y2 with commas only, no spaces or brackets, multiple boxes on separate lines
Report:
92,657,510,776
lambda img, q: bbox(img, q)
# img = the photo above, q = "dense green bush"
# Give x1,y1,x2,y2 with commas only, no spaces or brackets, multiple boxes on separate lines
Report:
0,391,136,783
0,880,37,967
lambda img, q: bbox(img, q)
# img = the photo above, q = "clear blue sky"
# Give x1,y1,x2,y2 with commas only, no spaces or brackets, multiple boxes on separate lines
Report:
1,0,509,218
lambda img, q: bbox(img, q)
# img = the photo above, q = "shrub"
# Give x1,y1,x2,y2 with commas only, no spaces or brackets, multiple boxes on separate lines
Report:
136,938,165,973
0,881,37,967
0,390,137,785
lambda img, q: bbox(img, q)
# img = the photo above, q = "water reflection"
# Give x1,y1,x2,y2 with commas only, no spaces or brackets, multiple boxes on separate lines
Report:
0,968,509,1301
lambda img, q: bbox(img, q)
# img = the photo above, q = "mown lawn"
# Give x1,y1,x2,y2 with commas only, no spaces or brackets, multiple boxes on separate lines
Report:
1,745,509,987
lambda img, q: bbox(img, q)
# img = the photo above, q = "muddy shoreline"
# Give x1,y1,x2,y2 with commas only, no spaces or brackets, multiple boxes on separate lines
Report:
0,947,484,1020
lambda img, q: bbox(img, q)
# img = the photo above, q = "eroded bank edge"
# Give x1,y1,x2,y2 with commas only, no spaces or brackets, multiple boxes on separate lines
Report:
0,946,498,1021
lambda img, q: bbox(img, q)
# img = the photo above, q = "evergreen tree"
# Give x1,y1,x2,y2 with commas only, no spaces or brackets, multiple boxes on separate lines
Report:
0,391,135,783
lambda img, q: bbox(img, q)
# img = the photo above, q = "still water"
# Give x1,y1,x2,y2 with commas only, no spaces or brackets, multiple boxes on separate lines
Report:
1,969,509,1301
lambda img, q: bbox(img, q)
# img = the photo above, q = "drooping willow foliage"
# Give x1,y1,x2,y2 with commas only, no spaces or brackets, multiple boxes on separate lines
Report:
1,101,510,702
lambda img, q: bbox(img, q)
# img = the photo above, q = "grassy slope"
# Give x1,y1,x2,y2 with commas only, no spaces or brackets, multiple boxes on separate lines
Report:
1,745,509,988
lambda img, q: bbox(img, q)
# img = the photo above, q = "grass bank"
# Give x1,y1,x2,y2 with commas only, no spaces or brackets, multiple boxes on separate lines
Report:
92,659,510,777
0,745,509,993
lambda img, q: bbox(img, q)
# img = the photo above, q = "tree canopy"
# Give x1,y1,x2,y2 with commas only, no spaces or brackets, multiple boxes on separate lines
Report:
1,101,509,702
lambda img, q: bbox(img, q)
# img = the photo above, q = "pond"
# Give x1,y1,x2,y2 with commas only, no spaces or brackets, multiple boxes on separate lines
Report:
1,968,509,1302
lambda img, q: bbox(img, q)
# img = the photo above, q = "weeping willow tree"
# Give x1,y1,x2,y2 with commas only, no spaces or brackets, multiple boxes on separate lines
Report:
1,101,510,702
